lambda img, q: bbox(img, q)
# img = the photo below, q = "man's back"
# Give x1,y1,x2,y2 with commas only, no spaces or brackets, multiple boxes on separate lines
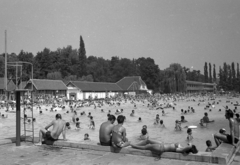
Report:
51,119,66,139
99,121,113,143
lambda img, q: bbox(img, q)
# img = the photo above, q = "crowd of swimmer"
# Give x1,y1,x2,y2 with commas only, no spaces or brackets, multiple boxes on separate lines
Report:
1,92,240,156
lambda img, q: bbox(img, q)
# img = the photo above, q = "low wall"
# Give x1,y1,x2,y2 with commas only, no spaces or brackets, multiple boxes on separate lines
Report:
52,140,239,165
3,136,239,165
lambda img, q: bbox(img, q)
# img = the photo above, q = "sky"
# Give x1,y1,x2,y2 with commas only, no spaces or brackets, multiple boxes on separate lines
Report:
0,0,240,73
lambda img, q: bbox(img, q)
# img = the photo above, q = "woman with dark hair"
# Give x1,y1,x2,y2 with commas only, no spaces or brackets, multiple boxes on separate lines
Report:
111,115,130,148
130,139,198,155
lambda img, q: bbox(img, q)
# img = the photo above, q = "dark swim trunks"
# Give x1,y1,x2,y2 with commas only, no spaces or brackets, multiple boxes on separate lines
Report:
227,134,239,144
100,140,112,146
43,131,57,145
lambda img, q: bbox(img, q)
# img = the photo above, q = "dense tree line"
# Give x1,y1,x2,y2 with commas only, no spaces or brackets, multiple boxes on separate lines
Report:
1,35,238,93
218,62,240,92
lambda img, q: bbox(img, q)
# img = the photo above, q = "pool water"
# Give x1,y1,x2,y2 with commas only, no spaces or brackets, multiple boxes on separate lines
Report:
0,96,238,152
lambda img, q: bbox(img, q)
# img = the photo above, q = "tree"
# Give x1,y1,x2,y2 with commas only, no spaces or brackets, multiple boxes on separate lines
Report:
47,71,62,80
204,62,208,83
227,64,232,90
17,50,34,81
231,62,236,90
209,63,212,83
78,36,87,78
136,57,161,92
0,55,5,77
223,62,228,90
160,63,186,93
213,64,216,83
237,63,240,79
218,66,223,90
33,48,53,79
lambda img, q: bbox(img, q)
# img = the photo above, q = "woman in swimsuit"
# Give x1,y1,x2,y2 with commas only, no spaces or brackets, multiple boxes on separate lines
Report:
130,139,198,155
111,115,130,148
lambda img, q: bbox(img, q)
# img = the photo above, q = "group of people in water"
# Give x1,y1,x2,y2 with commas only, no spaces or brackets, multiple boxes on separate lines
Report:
1,93,239,156
29,93,239,156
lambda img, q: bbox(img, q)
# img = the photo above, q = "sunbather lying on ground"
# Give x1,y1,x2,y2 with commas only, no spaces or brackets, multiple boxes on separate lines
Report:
130,139,198,155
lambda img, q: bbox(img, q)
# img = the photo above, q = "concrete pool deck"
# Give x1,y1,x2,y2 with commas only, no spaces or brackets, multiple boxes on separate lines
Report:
0,143,218,165
1,136,240,165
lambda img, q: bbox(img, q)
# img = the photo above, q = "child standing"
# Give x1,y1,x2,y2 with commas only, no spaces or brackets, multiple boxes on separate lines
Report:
186,128,193,142
75,117,80,129
175,120,182,131
89,116,95,129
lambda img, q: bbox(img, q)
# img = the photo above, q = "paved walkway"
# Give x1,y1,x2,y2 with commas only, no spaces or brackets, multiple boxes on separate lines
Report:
0,142,215,165
231,148,240,165
0,142,239,165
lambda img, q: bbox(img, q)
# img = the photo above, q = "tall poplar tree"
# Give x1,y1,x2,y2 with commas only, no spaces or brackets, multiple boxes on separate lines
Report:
209,63,212,83
204,62,208,83
213,64,216,82
223,62,228,88
78,36,87,78
231,62,236,90
227,64,232,90
237,63,240,78
219,66,223,89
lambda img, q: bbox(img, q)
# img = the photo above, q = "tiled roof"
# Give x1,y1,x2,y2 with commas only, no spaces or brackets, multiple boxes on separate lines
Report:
19,81,27,89
25,79,67,90
0,77,16,91
116,76,147,91
67,81,122,92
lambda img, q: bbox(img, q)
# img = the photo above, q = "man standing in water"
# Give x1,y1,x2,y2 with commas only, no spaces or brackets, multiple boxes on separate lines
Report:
99,115,116,146
36,113,66,145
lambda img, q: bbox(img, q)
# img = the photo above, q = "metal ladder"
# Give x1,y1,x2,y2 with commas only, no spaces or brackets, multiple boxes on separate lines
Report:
23,91,34,143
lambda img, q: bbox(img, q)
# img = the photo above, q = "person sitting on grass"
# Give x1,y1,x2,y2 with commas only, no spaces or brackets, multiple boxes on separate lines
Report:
130,139,198,156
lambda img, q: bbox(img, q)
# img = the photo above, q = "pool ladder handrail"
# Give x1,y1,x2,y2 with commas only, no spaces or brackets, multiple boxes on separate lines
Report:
23,92,34,143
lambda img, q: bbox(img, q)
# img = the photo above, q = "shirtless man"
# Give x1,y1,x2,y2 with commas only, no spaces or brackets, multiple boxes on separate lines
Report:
99,115,116,146
214,110,239,147
36,113,66,145
200,112,214,127
111,115,130,148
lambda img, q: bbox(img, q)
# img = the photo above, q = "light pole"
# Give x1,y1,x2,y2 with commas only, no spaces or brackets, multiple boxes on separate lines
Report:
4,30,7,105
